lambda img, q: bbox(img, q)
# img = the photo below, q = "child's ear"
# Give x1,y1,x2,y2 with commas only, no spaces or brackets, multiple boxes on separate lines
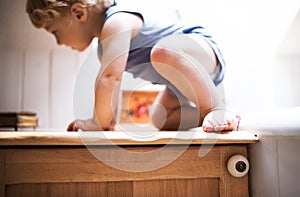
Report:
70,3,88,22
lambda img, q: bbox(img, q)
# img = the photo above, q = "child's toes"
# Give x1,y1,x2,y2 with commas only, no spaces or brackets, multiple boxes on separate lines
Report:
214,124,229,131
202,119,226,132
227,115,241,131
203,125,213,132
202,120,214,132
202,111,241,132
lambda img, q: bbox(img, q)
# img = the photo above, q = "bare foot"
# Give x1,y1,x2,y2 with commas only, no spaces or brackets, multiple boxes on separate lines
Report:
202,110,241,132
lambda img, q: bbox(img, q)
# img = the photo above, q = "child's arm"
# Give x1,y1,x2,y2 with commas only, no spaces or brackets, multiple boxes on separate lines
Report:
70,12,142,131
95,13,142,130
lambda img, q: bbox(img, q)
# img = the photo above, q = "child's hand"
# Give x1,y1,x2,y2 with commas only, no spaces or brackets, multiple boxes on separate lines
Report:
67,120,79,132
67,119,103,131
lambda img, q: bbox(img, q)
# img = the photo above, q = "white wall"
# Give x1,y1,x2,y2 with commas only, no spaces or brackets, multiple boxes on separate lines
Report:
249,135,300,197
242,107,300,197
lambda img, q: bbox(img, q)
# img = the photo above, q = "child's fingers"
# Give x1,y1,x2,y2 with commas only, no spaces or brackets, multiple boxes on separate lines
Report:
67,123,73,131
67,121,78,132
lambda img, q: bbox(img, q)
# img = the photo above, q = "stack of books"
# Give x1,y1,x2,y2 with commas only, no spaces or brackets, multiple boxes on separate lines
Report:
0,112,38,131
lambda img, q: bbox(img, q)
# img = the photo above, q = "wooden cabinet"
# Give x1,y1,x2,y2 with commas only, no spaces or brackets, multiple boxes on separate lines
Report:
0,131,257,197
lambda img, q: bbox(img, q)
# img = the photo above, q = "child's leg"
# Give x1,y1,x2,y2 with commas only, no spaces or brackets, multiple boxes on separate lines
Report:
150,34,240,131
150,87,201,130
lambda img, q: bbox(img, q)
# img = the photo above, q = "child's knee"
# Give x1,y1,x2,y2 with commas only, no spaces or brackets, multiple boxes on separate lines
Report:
150,47,174,63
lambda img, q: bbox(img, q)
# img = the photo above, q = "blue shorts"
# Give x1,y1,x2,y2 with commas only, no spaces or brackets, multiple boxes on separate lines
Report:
125,27,226,99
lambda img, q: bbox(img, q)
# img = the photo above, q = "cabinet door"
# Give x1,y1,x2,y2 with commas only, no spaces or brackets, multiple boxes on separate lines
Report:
133,179,219,197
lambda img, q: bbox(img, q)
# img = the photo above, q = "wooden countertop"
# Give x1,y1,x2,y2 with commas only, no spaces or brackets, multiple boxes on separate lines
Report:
0,129,258,146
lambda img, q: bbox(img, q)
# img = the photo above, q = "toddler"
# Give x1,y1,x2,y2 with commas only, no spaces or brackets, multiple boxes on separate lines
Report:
26,0,240,132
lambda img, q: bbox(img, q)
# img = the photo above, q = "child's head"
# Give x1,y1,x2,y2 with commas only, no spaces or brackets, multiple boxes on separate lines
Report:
26,0,115,28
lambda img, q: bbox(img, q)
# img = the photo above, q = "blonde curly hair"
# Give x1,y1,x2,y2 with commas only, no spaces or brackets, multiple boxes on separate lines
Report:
26,0,115,28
